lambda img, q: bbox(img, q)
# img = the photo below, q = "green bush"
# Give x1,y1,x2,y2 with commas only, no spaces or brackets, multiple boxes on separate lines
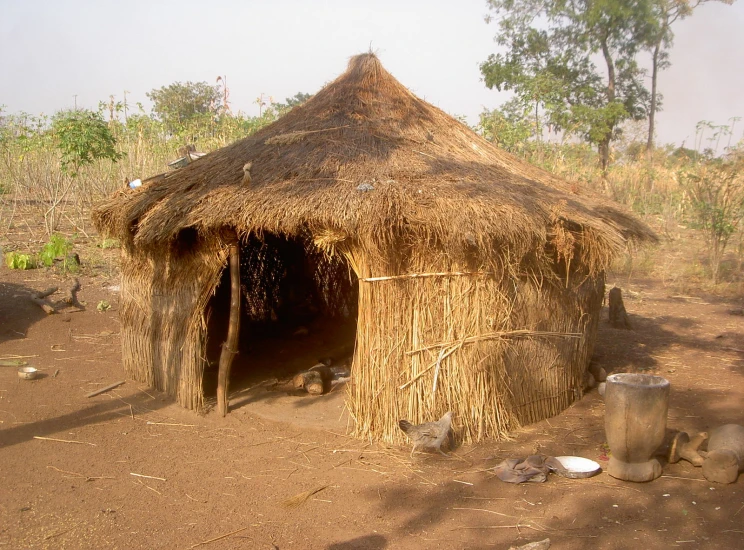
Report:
5,252,37,270
52,109,124,176
39,234,73,267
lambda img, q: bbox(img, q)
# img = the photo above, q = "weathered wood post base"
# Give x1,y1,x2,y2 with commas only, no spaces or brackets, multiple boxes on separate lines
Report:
217,236,241,417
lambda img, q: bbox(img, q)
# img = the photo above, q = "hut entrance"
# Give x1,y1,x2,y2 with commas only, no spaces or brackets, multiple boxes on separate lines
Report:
203,232,358,410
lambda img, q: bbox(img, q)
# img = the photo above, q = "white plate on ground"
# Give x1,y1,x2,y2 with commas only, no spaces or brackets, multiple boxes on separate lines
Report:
553,456,602,478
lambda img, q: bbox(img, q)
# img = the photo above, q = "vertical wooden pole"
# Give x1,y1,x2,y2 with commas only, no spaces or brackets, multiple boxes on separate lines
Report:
217,237,241,417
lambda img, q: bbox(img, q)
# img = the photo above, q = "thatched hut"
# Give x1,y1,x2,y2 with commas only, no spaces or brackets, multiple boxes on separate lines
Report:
93,53,655,443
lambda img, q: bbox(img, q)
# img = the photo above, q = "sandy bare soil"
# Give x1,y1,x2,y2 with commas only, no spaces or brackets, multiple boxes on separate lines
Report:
1,243,743,549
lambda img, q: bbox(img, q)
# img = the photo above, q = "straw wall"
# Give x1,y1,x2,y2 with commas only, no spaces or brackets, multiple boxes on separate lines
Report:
503,274,604,425
347,245,604,444
119,234,227,410
117,228,604,443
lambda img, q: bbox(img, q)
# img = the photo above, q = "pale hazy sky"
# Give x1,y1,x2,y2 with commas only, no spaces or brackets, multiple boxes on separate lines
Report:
1,0,742,147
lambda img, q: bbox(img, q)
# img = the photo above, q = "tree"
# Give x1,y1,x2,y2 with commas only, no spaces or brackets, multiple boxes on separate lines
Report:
643,0,733,155
52,109,123,176
481,0,654,173
477,101,535,153
146,81,220,133
271,92,313,117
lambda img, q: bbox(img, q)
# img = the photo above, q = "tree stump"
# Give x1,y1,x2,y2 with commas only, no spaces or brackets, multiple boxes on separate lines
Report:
608,287,631,329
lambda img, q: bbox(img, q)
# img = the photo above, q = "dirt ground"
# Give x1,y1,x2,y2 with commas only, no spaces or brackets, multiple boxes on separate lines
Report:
1,237,743,549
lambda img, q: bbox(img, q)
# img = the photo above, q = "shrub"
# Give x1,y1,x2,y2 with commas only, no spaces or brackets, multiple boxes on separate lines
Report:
5,252,37,270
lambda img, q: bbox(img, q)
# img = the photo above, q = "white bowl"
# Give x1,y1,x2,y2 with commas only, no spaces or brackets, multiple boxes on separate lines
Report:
554,456,602,478
18,366,39,380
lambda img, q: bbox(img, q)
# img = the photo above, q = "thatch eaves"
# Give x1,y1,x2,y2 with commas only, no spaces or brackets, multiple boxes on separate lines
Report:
93,53,656,271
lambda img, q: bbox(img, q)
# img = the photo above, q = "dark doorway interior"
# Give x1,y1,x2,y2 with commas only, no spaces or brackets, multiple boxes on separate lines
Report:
203,232,358,403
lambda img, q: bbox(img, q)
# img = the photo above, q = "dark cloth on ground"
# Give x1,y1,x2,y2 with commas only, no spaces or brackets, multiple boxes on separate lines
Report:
491,455,568,483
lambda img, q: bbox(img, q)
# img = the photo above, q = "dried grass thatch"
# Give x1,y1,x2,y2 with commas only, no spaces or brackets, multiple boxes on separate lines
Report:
93,53,656,443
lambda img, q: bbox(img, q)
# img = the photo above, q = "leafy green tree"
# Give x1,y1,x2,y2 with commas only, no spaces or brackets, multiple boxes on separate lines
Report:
52,109,123,176
271,92,313,117
481,0,654,173
642,0,733,155
477,101,534,153
146,81,221,134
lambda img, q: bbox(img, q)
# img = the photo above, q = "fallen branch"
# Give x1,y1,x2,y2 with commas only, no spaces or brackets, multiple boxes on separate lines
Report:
63,278,84,310
34,287,59,299
30,295,56,314
29,280,85,314
86,380,125,398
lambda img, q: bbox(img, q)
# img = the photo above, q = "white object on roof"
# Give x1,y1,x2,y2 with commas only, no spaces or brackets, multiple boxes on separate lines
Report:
168,150,207,169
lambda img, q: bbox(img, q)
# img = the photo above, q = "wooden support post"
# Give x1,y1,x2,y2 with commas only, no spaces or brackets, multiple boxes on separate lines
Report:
217,238,241,417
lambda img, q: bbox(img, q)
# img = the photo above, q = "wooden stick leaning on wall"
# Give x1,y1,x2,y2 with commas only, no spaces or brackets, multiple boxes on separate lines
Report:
217,236,241,417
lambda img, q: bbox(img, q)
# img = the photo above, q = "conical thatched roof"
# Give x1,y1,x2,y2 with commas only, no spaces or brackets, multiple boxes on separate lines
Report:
94,53,655,271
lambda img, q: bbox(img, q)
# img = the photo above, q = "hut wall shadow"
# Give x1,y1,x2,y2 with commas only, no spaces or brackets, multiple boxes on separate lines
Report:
0,391,171,449
0,282,51,344
326,534,387,550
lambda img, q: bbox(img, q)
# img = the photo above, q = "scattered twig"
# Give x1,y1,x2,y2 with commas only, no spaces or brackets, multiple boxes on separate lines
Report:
452,507,516,518
451,524,534,532
86,380,125,398
282,485,328,508
130,472,166,481
138,388,157,400
44,523,80,540
660,475,708,482
188,526,250,548
47,465,113,481
146,421,196,427
33,436,96,446
135,478,162,495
